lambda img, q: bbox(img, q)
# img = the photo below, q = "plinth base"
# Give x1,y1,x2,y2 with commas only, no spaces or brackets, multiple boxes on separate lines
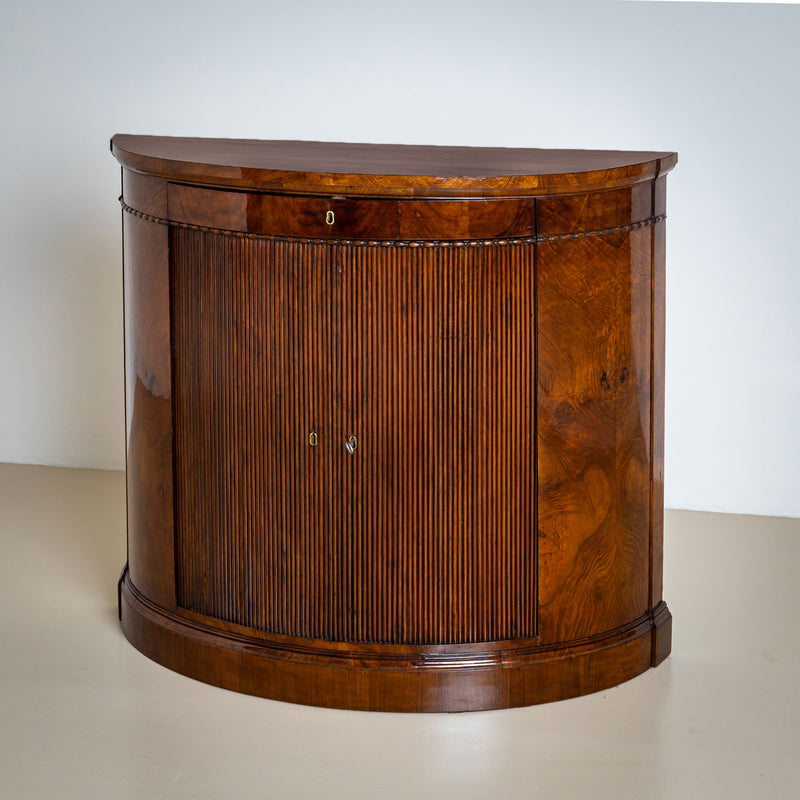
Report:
119,567,671,713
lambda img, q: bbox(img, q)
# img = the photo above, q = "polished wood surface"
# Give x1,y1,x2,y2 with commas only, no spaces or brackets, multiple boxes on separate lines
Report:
112,134,676,197
167,182,539,240
115,136,676,711
170,230,536,644
537,218,652,642
121,180,174,609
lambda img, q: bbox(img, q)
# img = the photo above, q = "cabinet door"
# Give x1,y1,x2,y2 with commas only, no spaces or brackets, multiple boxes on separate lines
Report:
171,231,335,638
332,243,537,644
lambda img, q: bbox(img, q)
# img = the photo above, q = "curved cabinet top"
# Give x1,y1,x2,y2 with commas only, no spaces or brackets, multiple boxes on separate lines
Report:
111,135,677,198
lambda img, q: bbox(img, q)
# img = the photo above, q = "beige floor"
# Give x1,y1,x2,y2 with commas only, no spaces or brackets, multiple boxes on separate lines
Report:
0,462,798,799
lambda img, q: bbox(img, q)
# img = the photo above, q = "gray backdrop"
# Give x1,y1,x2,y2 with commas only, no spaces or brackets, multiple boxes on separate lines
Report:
1,0,797,516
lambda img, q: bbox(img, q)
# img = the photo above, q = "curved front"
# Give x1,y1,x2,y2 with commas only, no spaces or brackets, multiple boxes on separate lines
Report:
120,567,670,712
119,165,671,711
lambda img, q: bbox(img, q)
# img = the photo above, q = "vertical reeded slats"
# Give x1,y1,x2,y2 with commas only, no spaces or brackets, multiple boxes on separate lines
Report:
173,230,536,644
173,230,333,638
336,243,536,643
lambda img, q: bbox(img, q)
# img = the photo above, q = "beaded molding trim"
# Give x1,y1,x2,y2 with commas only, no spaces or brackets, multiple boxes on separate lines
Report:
120,200,665,247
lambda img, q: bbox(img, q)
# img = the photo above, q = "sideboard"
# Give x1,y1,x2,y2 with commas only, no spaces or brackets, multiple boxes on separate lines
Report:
112,135,676,711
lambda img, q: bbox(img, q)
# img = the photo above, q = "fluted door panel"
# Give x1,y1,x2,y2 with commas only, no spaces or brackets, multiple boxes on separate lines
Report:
172,230,333,639
333,243,537,643
172,232,536,645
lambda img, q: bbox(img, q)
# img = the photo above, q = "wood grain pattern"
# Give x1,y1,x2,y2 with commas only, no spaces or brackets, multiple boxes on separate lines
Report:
121,568,669,712
114,139,676,711
536,226,653,643
167,182,538,240
122,170,166,218
122,211,175,608
112,135,676,197
537,183,652,235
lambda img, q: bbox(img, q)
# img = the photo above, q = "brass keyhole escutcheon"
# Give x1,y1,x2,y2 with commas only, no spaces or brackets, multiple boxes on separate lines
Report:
345,435,357,454
308,431,318,447
325,210,335,226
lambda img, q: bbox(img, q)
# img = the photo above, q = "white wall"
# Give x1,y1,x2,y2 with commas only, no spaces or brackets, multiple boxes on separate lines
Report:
1,0,798,516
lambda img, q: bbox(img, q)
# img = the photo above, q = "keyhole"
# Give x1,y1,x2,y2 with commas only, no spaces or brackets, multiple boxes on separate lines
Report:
345,435,358,454
325,210,335,225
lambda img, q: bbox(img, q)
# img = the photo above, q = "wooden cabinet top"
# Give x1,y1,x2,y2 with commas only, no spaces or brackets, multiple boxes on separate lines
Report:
111,135,677,198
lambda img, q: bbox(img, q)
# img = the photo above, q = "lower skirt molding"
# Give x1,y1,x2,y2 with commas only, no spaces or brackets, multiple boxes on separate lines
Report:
119,566,671,713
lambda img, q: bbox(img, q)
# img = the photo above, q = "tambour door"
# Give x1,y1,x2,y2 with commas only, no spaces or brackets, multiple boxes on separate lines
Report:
171,227,538,646
332,241,537,645
171,230,336,639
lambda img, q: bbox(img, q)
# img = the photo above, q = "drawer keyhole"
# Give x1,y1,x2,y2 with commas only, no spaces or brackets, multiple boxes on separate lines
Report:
325,210,335,225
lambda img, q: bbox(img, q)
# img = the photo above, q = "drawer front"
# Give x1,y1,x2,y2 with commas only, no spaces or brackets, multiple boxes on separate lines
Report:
167,182,536,240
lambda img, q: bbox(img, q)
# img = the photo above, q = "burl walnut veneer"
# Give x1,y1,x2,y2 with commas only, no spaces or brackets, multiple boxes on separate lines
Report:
112,135,676,712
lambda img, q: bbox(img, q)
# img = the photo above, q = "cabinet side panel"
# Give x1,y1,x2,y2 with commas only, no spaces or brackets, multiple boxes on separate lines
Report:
123,212,175,608
172,230,334,638
337,243,537,644
537,225,652,642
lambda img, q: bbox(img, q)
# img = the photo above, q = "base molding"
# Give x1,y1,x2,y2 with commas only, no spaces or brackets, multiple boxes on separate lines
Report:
119,567,671,712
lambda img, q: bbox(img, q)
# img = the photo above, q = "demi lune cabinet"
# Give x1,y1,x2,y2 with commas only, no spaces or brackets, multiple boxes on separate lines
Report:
113,135,676,712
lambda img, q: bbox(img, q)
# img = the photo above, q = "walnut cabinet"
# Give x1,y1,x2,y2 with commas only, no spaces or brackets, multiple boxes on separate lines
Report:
113,135,676,711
